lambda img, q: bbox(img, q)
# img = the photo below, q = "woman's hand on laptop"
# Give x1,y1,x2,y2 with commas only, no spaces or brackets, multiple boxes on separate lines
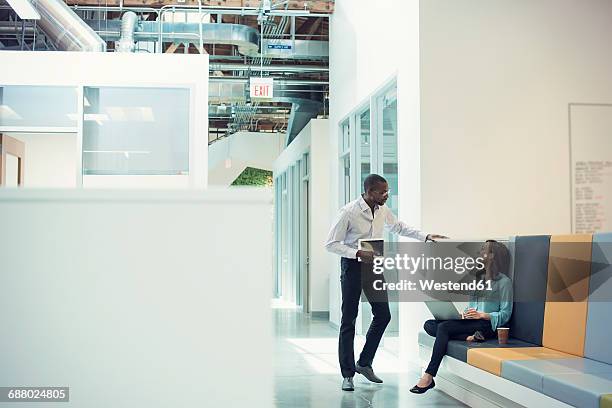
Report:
463,308,479,319
463,308,491,320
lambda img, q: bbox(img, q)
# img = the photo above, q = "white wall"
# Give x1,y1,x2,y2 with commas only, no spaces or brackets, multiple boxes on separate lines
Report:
9,133,77,188
209,131,284,186
273,119,331,313
0,189,273,408
0,51,208,189
420,0,612,239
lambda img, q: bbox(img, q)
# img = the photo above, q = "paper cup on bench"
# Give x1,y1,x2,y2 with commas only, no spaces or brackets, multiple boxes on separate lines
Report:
497,327,509,344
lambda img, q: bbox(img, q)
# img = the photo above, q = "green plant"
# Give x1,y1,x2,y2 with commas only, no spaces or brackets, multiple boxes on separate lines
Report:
231,167,273,186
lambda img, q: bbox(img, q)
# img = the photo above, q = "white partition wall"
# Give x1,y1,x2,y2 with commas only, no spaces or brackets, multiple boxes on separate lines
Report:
0,189,272,407
0,51,208,188
273,119,331,314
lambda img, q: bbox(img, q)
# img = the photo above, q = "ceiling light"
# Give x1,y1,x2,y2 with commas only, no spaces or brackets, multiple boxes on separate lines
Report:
6,0,40,20
106,106,155,122
67,113,109,125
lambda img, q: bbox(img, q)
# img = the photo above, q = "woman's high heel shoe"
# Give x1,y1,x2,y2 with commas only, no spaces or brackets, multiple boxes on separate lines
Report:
410,378,436,394
473,330,486,342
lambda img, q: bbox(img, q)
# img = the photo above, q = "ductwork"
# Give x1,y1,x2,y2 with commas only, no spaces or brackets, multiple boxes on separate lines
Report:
208,78,326,104
115,11,137,53
209,63,328,73
3,17,328,59
30,0,105,51
208,79,323,143
86,20,259,56
83,20,327,59
285,99,322,144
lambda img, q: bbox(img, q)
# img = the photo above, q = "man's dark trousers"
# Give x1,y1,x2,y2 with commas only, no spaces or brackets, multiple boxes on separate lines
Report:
339,257,391,378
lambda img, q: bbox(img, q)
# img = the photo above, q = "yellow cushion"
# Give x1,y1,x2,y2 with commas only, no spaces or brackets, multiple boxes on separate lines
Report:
467,347,577,376
601,394,612,408
543,234,592,356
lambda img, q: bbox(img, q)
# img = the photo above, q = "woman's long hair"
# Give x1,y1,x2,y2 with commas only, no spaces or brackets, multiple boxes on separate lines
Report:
485,239,511,278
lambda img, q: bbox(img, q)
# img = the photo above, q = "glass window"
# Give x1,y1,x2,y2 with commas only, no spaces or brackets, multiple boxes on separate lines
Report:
339,119,351,205
358,108,371,192
302,152,309,177
0,86,77,128
82,86,190,175
341,120,350,154
381,86,399,216
341,155,351,204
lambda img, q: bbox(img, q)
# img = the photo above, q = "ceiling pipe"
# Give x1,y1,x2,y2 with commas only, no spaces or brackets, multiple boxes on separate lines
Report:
209,63,328,73
115,11,137,52
82,20,327,59
70,4,329,18
30,0,105,51
209,77,328,86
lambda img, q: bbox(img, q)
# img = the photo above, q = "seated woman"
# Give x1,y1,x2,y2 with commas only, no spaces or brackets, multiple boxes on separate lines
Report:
410,240,513,394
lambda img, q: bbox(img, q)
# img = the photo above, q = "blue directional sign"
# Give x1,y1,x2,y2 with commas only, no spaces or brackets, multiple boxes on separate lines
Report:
267,44,292,50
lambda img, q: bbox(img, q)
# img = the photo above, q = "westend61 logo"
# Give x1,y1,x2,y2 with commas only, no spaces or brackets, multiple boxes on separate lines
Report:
372,254,485,275
358,241,507,302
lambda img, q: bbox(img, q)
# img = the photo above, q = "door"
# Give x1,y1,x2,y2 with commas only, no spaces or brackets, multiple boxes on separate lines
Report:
0,134,25,186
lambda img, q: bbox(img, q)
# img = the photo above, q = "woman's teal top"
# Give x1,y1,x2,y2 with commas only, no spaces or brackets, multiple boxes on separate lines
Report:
467,273,513,331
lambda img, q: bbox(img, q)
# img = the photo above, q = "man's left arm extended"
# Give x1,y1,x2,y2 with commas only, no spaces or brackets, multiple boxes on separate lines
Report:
384,209,447,241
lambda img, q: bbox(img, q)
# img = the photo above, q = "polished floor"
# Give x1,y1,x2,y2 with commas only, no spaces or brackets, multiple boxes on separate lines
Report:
273,306,466,408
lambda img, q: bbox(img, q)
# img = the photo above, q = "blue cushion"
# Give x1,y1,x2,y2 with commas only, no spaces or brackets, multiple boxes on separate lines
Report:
543,372,612,408
502,358,612,393
418,330,535,363
508,235,550,345
585,233,612,365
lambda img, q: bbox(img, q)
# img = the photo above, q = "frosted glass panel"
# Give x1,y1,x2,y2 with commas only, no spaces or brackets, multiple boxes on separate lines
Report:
83,87,189,175
0,86,77,128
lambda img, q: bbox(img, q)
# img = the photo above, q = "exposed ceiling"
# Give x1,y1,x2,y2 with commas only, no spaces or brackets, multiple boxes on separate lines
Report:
0,0,331,145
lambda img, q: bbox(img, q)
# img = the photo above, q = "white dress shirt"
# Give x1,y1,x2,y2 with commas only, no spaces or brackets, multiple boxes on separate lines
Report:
325,195,428,259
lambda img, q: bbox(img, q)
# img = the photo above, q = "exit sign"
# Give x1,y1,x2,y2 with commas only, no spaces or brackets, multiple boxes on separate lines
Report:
250,77,274,100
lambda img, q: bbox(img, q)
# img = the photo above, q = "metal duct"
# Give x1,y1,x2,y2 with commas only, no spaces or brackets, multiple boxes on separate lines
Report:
208,79,326,104
209,63,328,73
83,20,328,59
284,100,322,144
115,11,137,53
31,0,105,51
260,39,328,60
86,20,259,56
208,80,323,142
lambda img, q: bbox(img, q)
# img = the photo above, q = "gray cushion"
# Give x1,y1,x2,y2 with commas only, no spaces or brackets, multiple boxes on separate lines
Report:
542,372,612,408
502,358,612,393
585,232,612,365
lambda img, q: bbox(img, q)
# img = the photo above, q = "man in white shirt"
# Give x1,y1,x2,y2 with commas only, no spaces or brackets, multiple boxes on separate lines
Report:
325,174,447,391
